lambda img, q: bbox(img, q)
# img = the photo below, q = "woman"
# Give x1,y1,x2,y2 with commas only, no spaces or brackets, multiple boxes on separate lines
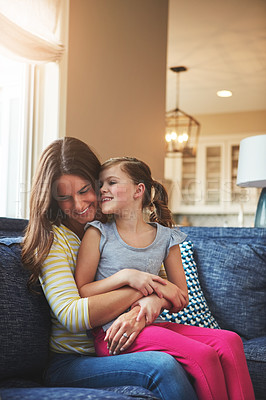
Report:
21,137,197,400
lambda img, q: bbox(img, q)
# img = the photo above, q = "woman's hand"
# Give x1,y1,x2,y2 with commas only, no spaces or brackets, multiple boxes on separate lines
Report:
131,294,167,325
104,306,145,355
120,269,167,298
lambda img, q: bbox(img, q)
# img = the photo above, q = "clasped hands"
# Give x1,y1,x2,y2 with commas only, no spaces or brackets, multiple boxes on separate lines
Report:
104,269,188,355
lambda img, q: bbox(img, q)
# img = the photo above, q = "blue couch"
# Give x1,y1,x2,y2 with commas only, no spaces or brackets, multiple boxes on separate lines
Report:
0,217,158,400
181,226,266,400
0,218,265,399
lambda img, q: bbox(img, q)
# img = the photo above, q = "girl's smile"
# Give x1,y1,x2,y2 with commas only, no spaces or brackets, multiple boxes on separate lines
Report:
99,165,138,215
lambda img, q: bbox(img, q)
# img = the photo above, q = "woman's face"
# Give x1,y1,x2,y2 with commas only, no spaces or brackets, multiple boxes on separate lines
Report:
54,174,97,233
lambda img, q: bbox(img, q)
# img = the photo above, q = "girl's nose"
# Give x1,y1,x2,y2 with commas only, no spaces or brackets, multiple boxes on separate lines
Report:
100,183,107,193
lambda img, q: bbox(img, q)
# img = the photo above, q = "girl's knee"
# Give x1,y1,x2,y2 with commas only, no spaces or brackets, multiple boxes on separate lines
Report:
192,345,220,369
222,330,244,349
202,346,220,367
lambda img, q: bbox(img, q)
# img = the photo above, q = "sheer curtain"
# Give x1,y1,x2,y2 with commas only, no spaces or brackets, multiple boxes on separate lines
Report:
0,0,68,218
0,0,65,62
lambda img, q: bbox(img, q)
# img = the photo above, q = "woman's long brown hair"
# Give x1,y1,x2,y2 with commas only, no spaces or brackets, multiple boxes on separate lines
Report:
21,137,101,288
101,157,175,228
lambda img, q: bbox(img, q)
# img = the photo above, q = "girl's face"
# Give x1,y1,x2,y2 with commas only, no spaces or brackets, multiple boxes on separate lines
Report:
54,174,97,233
99,164,138,216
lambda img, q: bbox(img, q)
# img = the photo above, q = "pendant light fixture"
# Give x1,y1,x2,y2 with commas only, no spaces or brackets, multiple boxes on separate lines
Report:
165,66,200,156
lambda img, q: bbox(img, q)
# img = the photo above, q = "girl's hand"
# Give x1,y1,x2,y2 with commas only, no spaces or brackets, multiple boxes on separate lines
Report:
121,269,167,298
104,306,145,355
157,280,189,313
131,294,166,325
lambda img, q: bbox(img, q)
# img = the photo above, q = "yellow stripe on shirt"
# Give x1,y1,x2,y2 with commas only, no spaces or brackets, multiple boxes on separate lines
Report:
39,224,95,354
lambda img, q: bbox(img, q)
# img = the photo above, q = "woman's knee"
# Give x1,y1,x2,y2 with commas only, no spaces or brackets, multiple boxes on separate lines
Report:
153,351,181,372
147,352,197,400
145,352,189,382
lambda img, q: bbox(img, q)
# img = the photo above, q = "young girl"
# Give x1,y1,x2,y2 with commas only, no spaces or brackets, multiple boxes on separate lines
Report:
75,157,254,400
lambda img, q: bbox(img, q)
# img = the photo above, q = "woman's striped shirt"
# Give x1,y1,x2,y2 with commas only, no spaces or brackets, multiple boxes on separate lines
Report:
39,224,95,355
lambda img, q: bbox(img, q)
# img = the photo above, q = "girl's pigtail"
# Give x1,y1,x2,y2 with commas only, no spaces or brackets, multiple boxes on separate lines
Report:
149,181,175,228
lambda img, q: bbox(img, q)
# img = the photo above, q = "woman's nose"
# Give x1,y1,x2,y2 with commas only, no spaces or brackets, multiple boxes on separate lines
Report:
73,197,84,211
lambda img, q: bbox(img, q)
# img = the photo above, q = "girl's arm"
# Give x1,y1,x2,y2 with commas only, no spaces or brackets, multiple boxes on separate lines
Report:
41,225,145,331
75,227,166,298
75,227,134,297
163,245,189,311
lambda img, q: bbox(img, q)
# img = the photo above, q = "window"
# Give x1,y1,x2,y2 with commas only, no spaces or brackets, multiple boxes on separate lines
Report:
0,0,68,218
0,55,61,218
0,55,28,217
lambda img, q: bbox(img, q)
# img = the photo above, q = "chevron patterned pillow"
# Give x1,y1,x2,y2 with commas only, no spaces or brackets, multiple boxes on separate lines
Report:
160,240,220,329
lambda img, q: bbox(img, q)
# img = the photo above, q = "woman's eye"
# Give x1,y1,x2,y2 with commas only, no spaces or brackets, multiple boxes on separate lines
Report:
80,184,92,194
57,195,70,201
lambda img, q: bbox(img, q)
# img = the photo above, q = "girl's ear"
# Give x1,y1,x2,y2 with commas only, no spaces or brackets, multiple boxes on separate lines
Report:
134,183,145,199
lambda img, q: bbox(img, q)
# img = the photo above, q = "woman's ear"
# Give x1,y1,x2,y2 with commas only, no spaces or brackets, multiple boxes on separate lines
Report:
134,183,145,199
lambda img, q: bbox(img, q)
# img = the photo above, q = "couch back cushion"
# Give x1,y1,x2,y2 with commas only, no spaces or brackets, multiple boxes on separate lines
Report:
0,236,51,382
182,227,266,340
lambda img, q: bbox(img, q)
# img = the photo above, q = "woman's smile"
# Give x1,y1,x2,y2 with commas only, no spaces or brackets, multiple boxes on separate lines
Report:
55,174,98,226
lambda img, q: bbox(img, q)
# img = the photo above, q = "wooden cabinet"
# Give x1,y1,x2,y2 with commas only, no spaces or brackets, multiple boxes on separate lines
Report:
164,134,259,215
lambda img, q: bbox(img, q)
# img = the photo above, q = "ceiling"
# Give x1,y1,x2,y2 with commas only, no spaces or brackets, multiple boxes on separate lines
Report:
166,0,266,115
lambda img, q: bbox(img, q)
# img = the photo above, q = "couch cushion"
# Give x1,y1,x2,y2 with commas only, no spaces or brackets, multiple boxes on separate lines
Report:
243,336,266,400
0,238,51,382
161,241,220,329
0,217,28,238
182,227,266,340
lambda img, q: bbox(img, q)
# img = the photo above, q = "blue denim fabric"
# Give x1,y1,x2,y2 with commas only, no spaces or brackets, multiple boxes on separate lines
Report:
0,387,157,400
44,352,197,400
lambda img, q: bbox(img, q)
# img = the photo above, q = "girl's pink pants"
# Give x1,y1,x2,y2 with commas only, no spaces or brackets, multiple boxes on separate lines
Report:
93,322,254,400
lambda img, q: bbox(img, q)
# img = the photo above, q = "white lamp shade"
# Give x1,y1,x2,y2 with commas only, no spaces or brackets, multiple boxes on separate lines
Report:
237,134,266,188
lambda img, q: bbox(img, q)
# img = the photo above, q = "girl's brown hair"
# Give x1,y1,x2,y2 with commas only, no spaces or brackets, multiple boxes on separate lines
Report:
101,157,175,228
22,137,101,288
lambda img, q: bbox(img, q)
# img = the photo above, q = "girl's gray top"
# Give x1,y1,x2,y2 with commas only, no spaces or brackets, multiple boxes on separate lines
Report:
85,220,187,331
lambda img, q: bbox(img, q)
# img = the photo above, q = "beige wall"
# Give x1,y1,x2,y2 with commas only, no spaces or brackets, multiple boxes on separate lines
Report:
66,0,168,180
196,110,266,137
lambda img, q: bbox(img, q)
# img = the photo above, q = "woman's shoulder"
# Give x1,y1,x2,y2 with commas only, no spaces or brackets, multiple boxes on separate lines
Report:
52,223,81,246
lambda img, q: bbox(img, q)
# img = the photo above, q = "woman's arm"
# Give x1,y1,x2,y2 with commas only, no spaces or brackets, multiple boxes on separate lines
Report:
90,246,189,328
105,294,172,355
40,226,144,332
88,287,143,328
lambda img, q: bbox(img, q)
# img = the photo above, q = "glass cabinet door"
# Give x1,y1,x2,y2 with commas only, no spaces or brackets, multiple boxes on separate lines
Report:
205,146,221,205
231,145,241,203
181,155,196,205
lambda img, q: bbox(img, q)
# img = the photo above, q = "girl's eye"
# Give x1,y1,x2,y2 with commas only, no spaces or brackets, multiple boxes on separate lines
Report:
109,180,117,185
